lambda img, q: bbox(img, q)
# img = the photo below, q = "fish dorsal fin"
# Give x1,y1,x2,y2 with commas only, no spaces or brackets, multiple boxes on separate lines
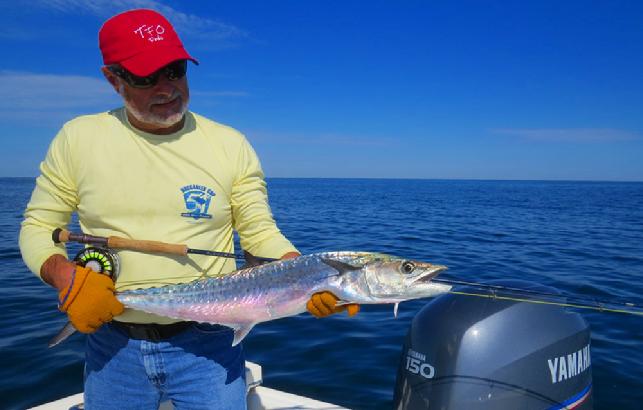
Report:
321,258,363,275
232,323,255,346
242,251,268,269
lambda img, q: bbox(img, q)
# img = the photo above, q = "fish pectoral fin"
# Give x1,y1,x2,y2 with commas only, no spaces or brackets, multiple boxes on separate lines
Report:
394,303,399,318
321,258,363,275
232,323,255,346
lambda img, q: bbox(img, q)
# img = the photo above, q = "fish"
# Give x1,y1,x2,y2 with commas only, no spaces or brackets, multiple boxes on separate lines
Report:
49,252,450,347
117,252,450,345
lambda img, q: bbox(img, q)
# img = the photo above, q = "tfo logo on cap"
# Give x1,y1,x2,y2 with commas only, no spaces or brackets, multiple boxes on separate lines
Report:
134,24,166,43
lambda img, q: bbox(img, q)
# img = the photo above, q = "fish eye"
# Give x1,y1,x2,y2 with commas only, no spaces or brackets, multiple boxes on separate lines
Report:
401,261,415,274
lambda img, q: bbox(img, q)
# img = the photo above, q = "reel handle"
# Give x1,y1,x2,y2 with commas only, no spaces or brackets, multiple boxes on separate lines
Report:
53,228,189,256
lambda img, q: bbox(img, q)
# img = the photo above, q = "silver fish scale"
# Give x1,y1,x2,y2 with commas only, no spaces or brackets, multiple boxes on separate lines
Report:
116,252,387,324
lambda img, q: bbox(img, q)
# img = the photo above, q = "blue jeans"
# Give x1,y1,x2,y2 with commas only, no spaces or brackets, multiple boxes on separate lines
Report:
84,322,246,410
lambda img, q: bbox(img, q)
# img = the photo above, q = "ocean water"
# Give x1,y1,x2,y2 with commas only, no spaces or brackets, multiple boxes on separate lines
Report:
2,177,642,409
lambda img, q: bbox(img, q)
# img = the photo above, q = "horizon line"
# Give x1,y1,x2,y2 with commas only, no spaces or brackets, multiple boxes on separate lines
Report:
2,176,641,183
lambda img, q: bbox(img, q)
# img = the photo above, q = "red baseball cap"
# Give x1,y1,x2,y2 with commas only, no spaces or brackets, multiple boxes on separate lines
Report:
99,9,198,76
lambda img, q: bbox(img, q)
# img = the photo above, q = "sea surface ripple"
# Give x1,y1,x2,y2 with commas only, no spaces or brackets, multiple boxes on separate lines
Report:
1,178,642,409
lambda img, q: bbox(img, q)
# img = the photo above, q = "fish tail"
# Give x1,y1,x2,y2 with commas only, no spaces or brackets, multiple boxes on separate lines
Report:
48,321,77,348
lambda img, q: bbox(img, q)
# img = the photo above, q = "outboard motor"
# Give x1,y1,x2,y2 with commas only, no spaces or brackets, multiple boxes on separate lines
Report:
393,280,592,409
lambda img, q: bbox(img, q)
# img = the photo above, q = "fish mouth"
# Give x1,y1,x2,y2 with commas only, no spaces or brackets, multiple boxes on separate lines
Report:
413,264,448,283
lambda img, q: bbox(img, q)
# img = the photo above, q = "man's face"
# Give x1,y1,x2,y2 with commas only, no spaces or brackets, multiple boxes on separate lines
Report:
103,62,190,133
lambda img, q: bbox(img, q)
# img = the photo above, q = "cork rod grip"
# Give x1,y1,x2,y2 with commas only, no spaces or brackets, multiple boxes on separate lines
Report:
106,236,189,256
52,228,188,256
107,236,188,256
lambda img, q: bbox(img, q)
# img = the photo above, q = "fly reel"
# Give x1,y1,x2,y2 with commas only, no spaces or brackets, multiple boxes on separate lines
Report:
73,247,120,280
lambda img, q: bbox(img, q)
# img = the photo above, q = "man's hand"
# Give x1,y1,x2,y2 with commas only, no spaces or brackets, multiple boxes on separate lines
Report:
280,253,360,318
58,265,124,333
42,255,123,333
281,252,359,318
280,251,300,260
307,291,360,318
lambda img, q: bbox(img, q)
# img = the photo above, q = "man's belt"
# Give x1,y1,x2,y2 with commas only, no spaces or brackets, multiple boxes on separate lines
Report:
112,320,194,341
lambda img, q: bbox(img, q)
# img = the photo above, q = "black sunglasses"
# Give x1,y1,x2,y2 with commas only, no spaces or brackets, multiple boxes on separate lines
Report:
108,60,188,89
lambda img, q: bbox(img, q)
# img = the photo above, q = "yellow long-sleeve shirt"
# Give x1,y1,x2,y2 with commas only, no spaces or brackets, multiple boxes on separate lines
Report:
20,107,297,323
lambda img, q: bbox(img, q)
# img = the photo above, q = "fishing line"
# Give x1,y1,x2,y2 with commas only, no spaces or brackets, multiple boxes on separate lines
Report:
433,278,643,316
435,277,640,307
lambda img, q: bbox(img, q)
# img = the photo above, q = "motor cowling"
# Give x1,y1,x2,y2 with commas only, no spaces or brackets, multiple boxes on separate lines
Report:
393,280,592,409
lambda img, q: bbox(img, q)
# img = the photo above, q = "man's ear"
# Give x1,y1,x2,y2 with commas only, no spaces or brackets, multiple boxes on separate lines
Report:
101,66,121,94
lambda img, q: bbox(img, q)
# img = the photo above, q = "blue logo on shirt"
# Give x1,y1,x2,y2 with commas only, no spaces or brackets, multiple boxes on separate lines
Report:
180,185,215,220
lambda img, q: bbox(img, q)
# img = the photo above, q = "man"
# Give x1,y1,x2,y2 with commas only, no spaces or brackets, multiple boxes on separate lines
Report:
19,9,358,410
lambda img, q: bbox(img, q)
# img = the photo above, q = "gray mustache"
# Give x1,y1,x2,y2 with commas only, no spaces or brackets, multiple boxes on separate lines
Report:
150,91,181,105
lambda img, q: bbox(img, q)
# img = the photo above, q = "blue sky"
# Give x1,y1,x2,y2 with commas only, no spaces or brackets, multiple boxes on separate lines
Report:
1,1,642,180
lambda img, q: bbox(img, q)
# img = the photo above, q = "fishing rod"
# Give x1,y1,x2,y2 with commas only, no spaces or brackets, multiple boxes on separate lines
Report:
52,228,278,262
433,278,643,316
53,228,642,316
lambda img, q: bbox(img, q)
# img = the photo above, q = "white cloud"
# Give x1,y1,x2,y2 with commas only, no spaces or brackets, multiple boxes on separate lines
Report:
191,90,249,98
492,128,639,142
0,71,119,122
0,71,249,123
31,0,247,49
247,130,395,147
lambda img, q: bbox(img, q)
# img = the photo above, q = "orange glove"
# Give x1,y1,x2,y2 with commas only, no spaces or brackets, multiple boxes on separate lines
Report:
306,291,360,318
58,266,124,333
